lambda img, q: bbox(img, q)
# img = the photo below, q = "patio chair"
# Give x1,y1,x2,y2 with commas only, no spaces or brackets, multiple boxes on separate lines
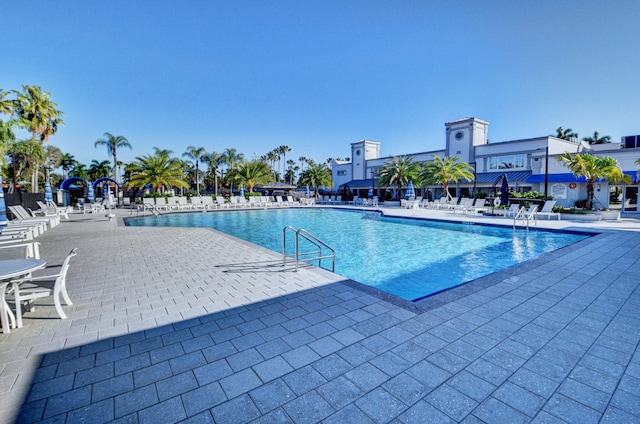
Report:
9,247,77,324
537,201,560,220
503,204,521,218
464,198,488,215
451,198,473,214
8,206,56,229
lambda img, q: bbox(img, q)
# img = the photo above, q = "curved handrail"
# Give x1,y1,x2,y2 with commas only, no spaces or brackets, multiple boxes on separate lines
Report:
282,226,335,272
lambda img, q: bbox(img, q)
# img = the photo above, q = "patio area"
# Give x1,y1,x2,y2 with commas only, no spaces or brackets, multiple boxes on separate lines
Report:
1,206,639,423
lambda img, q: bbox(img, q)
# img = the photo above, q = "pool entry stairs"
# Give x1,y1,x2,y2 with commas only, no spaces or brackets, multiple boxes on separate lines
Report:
282,226,335,272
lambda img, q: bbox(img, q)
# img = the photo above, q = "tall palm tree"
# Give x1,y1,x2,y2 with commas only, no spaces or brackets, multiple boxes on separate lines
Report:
266,151,279,179
0,89,14,116
582,131,611,145
299,163,332,199
377,156,422,200
94,132,132,182
558,152,629,210
298,156,307,172
555,127,578,140
286,159,297,184
126,151,190,193
182,146,207,195
221,148,244,190
278,145,291,182
421,155,474,201
227,160,272,192
12,85,65,192
202,151,222,194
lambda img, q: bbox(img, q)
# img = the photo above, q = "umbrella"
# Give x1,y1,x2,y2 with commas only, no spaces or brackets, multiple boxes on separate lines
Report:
306,185,310,197
500,174,509,206
368,186,374,198
44,179,54,204
405,181,415,199
239,186,244,197
0,175,7,230
87,183,94,202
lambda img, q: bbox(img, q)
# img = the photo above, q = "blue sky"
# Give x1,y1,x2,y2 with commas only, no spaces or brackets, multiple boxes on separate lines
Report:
2,0,639,170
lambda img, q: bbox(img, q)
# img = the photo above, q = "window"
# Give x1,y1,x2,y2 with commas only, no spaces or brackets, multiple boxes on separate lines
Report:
624,135,640,149
489,154,526,170
337,170,347,176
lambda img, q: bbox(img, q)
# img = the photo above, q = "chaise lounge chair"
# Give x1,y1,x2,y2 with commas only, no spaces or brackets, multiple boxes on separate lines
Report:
536,200,560,220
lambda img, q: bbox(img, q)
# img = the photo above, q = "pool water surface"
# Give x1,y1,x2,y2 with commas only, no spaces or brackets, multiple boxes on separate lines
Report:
127,209,589,301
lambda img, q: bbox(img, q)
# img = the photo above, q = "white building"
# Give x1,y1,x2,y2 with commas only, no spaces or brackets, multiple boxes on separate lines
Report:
332,117,640,213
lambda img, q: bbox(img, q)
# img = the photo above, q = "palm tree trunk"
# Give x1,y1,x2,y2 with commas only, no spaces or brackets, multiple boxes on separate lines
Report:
587,180,595,210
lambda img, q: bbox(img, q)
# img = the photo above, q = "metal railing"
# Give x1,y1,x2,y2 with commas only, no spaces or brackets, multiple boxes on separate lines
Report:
513,206,537,229
136,202,163,217
282,226,335,272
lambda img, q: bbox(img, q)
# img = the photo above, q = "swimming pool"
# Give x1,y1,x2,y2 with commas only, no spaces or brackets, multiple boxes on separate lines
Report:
126,209,590,301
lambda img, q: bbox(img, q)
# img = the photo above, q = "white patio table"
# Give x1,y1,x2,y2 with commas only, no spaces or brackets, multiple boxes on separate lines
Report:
0,259,46,333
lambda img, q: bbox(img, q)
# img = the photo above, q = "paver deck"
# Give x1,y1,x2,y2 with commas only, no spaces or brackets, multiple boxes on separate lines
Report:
1,206,639,423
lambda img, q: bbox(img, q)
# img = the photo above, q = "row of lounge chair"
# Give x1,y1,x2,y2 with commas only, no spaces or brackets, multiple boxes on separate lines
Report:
146,195,301,211
400,196,560,220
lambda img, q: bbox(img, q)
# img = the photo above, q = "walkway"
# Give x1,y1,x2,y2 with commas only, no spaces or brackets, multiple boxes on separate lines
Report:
0,207,638,423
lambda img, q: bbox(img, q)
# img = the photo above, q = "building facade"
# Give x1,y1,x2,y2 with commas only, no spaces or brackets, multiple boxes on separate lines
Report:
332,117,640,213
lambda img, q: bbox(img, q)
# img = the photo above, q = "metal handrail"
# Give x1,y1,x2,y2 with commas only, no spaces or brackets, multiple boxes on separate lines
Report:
283,226,335,272
513,206,536,229
137,202,162,217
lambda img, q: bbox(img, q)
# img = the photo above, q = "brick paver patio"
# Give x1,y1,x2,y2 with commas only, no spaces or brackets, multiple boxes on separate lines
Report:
1,207,638,423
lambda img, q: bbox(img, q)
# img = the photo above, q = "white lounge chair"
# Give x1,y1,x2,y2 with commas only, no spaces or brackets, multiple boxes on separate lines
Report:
464,198,488,215
155,197,170,211
451,198,473,214
537,201,560,220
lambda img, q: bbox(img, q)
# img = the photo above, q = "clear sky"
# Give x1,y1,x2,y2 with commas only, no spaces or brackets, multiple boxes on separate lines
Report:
2,0,639,171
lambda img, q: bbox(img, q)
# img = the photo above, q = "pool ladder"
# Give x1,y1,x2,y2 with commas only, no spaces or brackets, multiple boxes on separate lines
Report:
282,226,335,272
136,202,163,217
513,207,535,230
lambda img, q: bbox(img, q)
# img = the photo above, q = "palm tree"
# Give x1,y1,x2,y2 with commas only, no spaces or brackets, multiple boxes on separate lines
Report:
227,160,272,192
126,151,190,193
12,85,65,192
377,156,422,200
202,151,222,194
299,163,332,199
182,146,207,195
558,153,629,210
89,160,112,181
69,163,90,180
582,131,611,145
7,140,45,192
0,89,14,115
278,145,291,182
221,148,245,190
286,159,297,184
266,151,279,179
555,127,578,141
94,132,131,182
421,155,474,201
298,156,308,174
60,153,77,180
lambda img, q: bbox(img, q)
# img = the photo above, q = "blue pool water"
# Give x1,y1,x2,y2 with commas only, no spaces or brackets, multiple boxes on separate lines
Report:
127,209,589,301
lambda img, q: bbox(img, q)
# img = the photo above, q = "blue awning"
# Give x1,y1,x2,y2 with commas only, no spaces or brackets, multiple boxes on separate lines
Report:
473,170,532,184
527,173,598,183
340,179,378,189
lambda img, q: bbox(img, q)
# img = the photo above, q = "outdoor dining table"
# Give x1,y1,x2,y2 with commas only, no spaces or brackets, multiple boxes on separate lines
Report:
0,258,46,333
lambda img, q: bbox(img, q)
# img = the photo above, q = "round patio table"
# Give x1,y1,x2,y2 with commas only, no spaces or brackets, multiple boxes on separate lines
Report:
0,259,46,333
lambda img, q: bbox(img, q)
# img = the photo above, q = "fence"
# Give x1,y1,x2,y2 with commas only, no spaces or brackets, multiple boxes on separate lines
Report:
4,192,45,219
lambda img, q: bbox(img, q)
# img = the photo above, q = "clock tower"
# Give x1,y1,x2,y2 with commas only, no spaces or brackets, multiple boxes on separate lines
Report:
445,117,489,164
351,140,380,180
